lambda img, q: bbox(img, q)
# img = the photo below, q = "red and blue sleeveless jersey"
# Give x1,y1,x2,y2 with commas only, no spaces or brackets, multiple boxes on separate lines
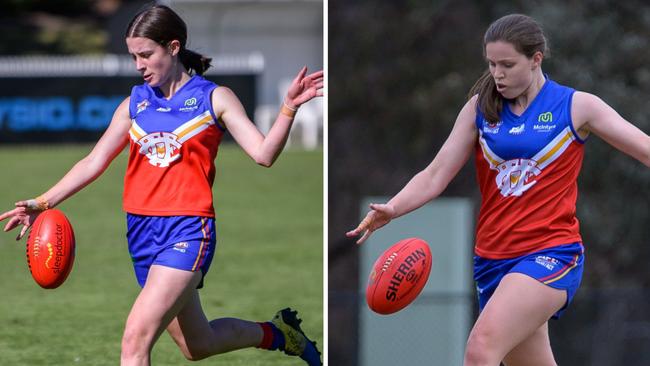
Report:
474,78,585,259
123,75,225,217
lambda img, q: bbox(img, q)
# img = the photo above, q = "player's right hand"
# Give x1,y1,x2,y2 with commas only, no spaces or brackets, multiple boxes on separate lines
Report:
346,203,396,245
0,200,44,241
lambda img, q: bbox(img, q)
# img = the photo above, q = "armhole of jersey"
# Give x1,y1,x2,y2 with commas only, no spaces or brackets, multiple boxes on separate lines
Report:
567,91,588,144
206,85,227,132
474,104,484,131
128,87,137,120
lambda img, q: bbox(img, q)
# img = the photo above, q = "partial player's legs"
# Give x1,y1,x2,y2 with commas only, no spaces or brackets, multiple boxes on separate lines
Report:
503,322,557,366
463,273,566,366
120,265,202,366
166,293,323,365
165,290,264,359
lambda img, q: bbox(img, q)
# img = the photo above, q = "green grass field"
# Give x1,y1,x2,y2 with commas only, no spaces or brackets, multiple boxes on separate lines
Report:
0,143,323,365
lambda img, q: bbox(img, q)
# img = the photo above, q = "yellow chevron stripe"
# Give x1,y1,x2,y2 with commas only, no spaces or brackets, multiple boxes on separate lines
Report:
129,126,143,140
536,131,572,165
176,115,213,140
479,138,501,167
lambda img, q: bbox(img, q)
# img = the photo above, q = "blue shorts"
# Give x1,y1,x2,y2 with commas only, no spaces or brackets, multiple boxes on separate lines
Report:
126,214,217,288
473,242,584,319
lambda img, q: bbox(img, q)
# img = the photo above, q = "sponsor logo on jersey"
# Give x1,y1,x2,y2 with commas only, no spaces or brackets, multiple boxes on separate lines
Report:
482,120,502,134
535,255,559,270
533,124,556,132
537,112,553,122
156,107,171,112
495,158,541,196
508,123,525,135
136,99,150,114
173,242,189,253
534,111,556,132
179,97,199,112
138,132,182,167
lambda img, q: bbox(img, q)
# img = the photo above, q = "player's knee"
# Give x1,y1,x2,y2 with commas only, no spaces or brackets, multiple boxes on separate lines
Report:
181,349,209,362
121,324,155,358
464,331,499,366
179,341,214,361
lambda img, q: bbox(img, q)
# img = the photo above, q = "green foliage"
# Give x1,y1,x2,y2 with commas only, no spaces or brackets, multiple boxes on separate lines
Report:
0,144,323,365
0,0,108,54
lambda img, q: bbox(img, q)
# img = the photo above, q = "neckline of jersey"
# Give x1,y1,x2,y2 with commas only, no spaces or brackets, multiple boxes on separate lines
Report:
503,76,550,121
148,74,198,102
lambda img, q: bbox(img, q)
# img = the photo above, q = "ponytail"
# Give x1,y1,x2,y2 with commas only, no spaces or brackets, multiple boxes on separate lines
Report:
468,69,501,124
179,48,212,76
126,5,212,76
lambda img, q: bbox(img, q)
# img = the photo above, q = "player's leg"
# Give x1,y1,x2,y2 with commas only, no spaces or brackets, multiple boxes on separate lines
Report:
120,265,201,366
165,290,264,360
166,293,322,365
502,322,557,366
463,273,566,366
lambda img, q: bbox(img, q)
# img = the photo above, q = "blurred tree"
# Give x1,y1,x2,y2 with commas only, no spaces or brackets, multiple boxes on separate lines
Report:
0,0,127,54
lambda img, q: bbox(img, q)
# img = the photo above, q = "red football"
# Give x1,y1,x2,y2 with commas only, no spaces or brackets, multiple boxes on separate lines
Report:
366,238,432,314
25,209,75,289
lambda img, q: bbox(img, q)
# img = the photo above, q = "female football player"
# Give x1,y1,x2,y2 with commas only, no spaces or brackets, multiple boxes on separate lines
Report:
0,5,322,366
347,13,650,366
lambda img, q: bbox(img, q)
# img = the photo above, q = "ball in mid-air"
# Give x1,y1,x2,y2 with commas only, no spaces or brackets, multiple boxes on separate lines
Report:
366,238,432,314
26,209,75,289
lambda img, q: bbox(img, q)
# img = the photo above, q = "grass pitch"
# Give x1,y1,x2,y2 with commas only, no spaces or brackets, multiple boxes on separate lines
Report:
0,143,323,365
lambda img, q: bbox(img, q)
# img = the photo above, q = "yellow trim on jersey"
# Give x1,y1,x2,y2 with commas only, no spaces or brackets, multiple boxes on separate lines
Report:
543,254,579,285
130,111,216,145
129,120,146,141
478,136,503,168
191,218,208,271
176,114,214,140
535,130,573,166
129,128,142,140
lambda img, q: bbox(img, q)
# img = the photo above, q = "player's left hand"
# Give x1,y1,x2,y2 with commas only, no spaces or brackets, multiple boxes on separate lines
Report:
285,66,324,108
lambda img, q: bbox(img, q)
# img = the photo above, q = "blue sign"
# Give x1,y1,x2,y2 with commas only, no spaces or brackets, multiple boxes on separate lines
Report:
0,96,123,132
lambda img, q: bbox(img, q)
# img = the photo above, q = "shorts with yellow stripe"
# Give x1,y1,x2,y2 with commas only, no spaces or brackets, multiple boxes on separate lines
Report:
473,242,584,319
126,214,216,289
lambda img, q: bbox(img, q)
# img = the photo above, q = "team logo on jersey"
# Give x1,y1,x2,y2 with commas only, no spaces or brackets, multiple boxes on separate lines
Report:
495,158,541,196
129,111,217,168
482,120,502,134
479,127,577,198
137,132,182,167
136,100,150,114
508,123,525,135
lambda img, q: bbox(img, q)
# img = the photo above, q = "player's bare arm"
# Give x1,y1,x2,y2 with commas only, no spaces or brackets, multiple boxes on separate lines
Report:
0,97,131,239
572,91,650,166
213,67,323,167
347,96,478,244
